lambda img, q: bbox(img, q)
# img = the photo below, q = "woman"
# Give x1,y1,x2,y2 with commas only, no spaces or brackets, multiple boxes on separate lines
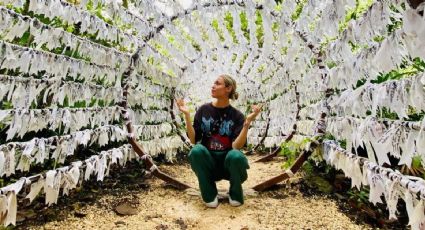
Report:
176,74,262,208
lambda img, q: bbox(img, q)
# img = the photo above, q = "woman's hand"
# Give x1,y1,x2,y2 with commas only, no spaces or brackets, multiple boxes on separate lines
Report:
246,104,262,123
176,98,195,144
176,98,190,115
232,104,263,149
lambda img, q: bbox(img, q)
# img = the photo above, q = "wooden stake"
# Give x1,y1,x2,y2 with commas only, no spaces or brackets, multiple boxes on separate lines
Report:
120,48,191,190
252,141,319,192
254,125,297,163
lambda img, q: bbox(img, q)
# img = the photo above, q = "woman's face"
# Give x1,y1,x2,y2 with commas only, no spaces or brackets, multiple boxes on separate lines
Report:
211,76,231,99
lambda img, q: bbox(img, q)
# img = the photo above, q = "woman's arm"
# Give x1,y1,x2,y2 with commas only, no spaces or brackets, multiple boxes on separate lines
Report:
231,120,250,150
232,104,262,150
176,99,196,144
184,112,196,144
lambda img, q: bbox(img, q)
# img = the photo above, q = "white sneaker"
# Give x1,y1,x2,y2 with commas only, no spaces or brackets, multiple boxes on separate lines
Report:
205,196,218,208
228,196,242,207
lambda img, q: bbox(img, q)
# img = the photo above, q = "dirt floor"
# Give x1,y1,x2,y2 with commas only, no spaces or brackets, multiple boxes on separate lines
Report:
22,154,372,230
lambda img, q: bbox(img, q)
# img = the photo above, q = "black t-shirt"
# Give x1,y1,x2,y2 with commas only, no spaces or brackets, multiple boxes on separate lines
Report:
193,102,245,151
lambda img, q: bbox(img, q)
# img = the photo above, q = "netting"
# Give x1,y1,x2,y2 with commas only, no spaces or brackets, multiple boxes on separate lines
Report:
0,0,425,228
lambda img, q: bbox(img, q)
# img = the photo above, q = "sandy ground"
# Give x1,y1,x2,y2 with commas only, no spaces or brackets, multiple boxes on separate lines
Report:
27,155,371,230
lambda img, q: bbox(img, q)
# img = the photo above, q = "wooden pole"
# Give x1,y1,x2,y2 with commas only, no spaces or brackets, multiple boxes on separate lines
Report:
252,140,319,192
252,113,326,192
252,149,312,191
169,87,193,148
254,124,297,162
246,116,270,155
254,84,300,162
120,48,191,190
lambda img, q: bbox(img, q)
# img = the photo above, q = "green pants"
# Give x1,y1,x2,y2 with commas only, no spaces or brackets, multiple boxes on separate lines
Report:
188,144,249,204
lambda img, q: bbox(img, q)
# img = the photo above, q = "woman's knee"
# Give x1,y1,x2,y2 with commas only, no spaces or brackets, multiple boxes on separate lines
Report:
225,150,248,167
189,144,209,160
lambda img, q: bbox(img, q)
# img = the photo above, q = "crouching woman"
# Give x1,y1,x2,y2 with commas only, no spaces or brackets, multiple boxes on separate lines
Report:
176,74,261,208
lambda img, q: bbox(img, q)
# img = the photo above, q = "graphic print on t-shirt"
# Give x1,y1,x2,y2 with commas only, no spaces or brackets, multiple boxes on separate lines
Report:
194,103,245,151
209,133,231,150
200,117,234,151
219,120,234,136
201,117,214,133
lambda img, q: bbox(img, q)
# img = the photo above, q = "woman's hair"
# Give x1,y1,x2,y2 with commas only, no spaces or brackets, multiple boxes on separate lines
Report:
220,74,239,100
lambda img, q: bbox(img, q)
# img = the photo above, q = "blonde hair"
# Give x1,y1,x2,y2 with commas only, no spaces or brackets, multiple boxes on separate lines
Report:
220,74,239,100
